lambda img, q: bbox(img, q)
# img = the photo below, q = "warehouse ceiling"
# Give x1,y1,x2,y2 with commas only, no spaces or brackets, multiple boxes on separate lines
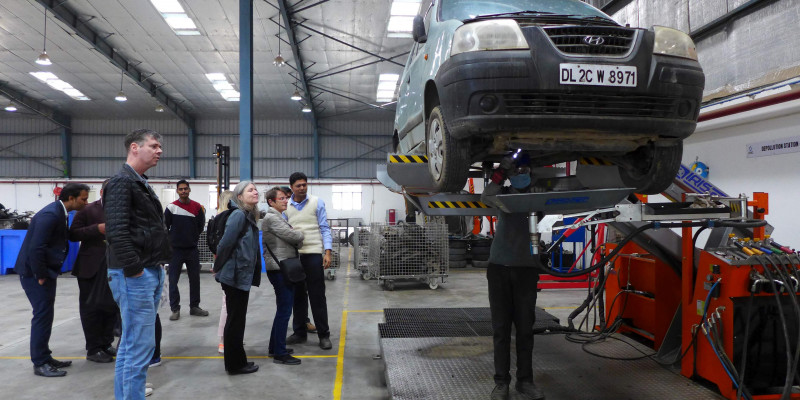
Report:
0,0,421,123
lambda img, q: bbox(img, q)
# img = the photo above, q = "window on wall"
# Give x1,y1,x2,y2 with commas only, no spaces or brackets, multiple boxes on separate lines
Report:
332,185,362,210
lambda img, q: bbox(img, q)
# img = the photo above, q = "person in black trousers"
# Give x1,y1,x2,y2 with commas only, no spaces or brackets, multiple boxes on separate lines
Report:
69,179,118,363
16,183,90,377
164,179,208,320
214,181,261,374
481,155,546,400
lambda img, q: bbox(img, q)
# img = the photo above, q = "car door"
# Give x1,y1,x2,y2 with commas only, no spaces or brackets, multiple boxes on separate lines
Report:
397,1,436,152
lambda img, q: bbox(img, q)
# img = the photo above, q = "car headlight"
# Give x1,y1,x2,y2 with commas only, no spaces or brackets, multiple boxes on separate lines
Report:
451,19,529,56
653,26,698,61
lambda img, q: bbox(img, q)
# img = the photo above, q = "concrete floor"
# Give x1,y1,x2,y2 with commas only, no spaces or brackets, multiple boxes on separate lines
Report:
0,257,620,400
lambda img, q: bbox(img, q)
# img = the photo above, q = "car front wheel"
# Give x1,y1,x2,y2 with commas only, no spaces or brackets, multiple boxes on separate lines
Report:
617,141,683,195
426,106,469,192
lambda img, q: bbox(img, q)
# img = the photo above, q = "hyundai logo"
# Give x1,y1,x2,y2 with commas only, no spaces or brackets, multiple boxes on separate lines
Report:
583,36,605,46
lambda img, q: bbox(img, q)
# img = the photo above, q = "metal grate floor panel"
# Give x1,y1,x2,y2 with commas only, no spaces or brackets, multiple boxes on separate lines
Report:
381,307,563,338
381,335,723,400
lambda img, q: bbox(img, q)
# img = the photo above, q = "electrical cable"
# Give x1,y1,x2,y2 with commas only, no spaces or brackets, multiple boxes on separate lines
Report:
537,219,768,278
757,256,794,399
736,289,755,400
772,254,800,387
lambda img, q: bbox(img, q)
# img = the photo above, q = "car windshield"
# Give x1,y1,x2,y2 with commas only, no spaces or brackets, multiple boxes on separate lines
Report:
440,0,611,22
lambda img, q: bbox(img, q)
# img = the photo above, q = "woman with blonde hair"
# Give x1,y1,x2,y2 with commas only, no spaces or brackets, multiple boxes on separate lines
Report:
214,182,261,374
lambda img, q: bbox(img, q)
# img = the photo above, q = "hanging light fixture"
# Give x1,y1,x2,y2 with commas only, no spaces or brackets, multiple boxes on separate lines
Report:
301,104,311,113
35,8,52,66
4,102,17,112
114,69,127,102
155,104,165,112
290,90,302,101
273,11,285,67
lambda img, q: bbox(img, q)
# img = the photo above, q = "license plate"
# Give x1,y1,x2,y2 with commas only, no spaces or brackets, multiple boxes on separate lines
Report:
559,64,637,87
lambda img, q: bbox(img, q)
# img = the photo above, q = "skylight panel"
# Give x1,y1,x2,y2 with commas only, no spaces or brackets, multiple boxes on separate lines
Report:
29,72,91,101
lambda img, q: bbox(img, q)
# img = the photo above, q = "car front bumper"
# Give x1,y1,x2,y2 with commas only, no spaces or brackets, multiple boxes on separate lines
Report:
435,30,704,142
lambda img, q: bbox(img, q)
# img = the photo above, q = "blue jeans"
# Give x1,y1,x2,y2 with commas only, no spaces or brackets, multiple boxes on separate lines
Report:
20,276,57,366
108,267,163,400
267,271,295,356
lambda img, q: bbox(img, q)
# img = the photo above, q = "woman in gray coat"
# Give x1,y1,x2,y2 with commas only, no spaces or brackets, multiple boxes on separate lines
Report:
261,186,304,365
214,181,261,375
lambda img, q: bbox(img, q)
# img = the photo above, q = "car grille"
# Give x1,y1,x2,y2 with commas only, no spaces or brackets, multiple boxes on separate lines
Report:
543,26,636,56
502,93,678,118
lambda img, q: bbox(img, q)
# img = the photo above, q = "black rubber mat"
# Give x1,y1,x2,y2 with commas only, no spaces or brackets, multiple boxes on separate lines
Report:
379,307,565,339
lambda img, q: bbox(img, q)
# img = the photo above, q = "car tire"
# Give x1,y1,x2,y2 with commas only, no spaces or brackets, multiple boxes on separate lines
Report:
426,106,470,192
618,142,683,195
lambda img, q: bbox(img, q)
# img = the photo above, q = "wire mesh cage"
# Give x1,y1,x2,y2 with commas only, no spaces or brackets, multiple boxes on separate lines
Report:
325,236,348,280
366,221,448,290
198,231,214,269
353,226,372,279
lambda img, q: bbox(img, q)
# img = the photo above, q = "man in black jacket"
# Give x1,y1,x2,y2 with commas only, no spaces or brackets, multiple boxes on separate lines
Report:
104,129,172,399
16,183,89,377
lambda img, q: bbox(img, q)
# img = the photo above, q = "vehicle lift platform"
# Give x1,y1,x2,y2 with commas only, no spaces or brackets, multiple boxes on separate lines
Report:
376,155,796,400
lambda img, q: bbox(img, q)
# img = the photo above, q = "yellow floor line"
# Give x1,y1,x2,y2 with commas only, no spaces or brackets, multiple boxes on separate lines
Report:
0,355,338,360
332,250,354,400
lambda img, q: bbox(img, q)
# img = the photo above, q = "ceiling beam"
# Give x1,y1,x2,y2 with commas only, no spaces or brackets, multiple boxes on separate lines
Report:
0,81,71,128
35,0,195,130
276,0,320,177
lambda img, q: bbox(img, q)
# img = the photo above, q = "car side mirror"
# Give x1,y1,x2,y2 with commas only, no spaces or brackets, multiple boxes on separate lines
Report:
412,15,427,43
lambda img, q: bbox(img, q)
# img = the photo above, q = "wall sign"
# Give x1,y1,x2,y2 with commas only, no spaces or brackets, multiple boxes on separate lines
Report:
747,135,800,158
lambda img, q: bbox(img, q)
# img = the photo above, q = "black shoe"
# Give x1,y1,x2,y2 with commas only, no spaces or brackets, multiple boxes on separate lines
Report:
228,363,259,375
286,334,307,345
86,350,114,363
273,354,301,365
490,384,510,400
34,364,67,377
48,359,72,369
515,381,545,400
319,337,332,350
190,306,209,316
268,348,294,357
103,346,117,356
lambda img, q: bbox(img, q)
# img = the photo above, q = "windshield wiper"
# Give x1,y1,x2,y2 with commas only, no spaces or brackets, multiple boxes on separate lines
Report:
472,10,559,19
579,15,617,24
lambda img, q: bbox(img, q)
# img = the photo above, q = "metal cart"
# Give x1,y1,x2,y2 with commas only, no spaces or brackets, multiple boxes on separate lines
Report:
325,237,348,280
353,226,372,280
366,221,448,290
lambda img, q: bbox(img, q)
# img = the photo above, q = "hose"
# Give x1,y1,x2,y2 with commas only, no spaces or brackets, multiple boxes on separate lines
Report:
757,257,794,399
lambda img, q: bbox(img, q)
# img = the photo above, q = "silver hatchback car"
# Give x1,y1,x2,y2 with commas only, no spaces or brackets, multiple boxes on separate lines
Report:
393,0,704,194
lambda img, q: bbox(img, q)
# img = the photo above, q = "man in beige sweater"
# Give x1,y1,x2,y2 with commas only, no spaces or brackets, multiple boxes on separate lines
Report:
284,172,334,350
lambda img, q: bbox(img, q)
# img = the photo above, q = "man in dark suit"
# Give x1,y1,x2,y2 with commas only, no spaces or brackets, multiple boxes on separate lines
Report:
69,179,118,363
16,183,90,377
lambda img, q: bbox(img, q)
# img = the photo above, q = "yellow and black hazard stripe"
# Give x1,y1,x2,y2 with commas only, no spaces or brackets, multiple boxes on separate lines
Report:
389,155,428,163
427,201,489,209
579,157,614,166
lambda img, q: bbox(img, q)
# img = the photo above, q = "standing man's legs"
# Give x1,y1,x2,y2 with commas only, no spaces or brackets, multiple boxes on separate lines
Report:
487,265,513,386
302,254,329,341
108,267,161,400
291,280,309,340
20,276,57,368
167,248,187,319
510,268,538,384
77,274,117,357
186,247,201,309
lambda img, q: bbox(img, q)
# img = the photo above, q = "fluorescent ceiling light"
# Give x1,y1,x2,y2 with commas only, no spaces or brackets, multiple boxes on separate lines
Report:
224,97,239,102
46,80,73,91
150,0,185,13
391,1,421,16
63,88,83,97
30,72,58,81
220,89,240,98
379,73,400,82
164,14,196,30
387,16,414,32
206,73,227,82
29,71,90,101
175,30,201,36
377,81,397,91
213,82,234,91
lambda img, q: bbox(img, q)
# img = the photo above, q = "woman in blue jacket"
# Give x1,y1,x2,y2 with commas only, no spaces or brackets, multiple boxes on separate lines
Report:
214,181,261,375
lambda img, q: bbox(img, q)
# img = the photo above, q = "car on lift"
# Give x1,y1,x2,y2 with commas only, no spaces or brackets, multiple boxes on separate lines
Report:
392,0,704,194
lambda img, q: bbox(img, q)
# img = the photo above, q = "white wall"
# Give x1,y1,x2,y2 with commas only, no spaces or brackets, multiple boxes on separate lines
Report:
0,179,407,226
684,98,800,244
